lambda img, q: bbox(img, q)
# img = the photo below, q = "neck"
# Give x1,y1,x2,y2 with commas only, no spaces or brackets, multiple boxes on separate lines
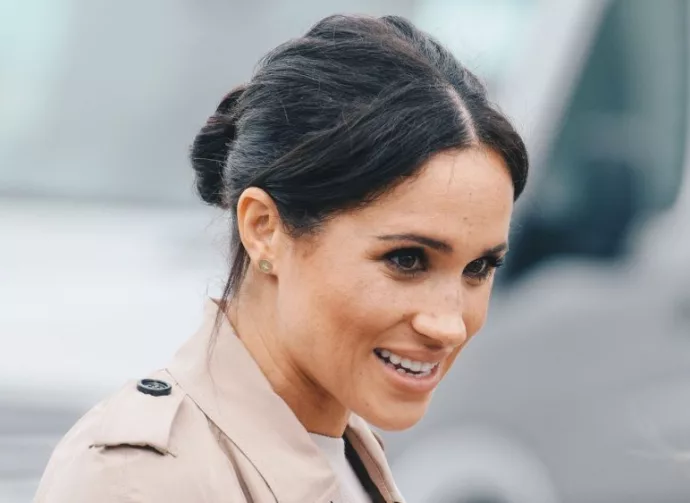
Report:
227,274,349,437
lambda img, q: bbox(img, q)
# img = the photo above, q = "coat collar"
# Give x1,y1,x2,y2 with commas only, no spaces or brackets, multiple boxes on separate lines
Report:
167,300,404,503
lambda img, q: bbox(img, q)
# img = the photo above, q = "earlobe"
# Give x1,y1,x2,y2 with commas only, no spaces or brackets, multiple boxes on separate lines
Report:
235,187,281,271
258,259,273,274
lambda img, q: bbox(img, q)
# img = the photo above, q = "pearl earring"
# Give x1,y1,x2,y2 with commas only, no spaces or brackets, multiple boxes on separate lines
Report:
258,259,273,274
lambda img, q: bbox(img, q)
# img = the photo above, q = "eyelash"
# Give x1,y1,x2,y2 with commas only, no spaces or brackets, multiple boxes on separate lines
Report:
464,255,505,282
383,247,505,282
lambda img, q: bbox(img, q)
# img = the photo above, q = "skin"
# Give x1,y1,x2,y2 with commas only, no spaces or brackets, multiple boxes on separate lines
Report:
229,146,515,436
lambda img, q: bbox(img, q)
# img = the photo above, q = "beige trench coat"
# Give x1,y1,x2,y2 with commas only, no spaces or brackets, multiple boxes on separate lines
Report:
34,301,406,503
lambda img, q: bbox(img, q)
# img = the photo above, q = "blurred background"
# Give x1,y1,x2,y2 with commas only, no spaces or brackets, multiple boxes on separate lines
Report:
2,1,690,502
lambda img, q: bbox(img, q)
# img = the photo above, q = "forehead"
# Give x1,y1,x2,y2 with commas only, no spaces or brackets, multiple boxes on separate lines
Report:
352,147,514,239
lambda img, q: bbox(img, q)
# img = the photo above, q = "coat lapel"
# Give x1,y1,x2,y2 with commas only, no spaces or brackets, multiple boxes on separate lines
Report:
167,300,404,503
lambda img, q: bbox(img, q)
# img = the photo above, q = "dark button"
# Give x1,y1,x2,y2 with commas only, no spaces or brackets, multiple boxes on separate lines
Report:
137,379,172,397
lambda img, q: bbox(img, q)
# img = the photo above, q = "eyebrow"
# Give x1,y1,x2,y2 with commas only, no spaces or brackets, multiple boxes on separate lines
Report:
376,233,508,256
483,242,509,256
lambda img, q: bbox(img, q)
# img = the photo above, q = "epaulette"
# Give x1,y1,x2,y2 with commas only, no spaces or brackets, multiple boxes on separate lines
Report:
91,371,185,456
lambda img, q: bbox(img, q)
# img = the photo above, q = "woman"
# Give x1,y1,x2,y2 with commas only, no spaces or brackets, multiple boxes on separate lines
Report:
35,14,528,503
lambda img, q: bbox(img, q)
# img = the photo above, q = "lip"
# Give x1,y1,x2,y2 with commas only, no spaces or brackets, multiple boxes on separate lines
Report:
373,351,443,394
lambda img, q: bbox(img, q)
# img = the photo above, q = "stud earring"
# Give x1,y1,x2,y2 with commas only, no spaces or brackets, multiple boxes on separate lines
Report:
258,259,273,274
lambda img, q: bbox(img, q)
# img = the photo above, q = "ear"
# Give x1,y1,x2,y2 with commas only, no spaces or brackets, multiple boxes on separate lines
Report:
235,187,283,273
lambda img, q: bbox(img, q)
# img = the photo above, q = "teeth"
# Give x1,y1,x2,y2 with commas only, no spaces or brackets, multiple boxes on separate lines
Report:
376,349,439,375
388,362,433,378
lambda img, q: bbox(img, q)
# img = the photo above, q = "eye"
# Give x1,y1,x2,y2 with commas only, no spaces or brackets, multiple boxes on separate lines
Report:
464,255,505,282
384,247,428,275
465,258,490,276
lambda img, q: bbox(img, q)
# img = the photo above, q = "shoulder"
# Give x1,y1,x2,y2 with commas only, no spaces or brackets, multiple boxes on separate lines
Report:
34,373,240,503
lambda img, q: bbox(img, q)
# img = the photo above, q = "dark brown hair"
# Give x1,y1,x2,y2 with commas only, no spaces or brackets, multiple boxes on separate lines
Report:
190,14,528,306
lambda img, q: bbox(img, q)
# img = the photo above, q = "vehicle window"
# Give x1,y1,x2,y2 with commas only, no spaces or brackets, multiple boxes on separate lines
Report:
0,0,73,194
0,1,206,204
502,0,688,283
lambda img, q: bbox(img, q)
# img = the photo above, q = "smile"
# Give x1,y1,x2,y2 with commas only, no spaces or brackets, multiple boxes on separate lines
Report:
374,348,440,378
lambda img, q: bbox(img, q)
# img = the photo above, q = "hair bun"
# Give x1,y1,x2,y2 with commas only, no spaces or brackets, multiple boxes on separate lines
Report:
190,86,246,208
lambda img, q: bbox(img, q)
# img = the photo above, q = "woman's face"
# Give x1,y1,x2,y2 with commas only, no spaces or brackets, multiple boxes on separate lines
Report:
273,147,514,431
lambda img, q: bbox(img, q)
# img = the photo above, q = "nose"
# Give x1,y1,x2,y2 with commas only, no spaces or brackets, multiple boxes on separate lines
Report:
411,311,467,348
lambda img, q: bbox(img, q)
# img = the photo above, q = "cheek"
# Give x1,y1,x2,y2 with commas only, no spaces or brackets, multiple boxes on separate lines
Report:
277,252,398,357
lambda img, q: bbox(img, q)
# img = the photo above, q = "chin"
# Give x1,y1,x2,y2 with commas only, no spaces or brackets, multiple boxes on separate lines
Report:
358,401,429,432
